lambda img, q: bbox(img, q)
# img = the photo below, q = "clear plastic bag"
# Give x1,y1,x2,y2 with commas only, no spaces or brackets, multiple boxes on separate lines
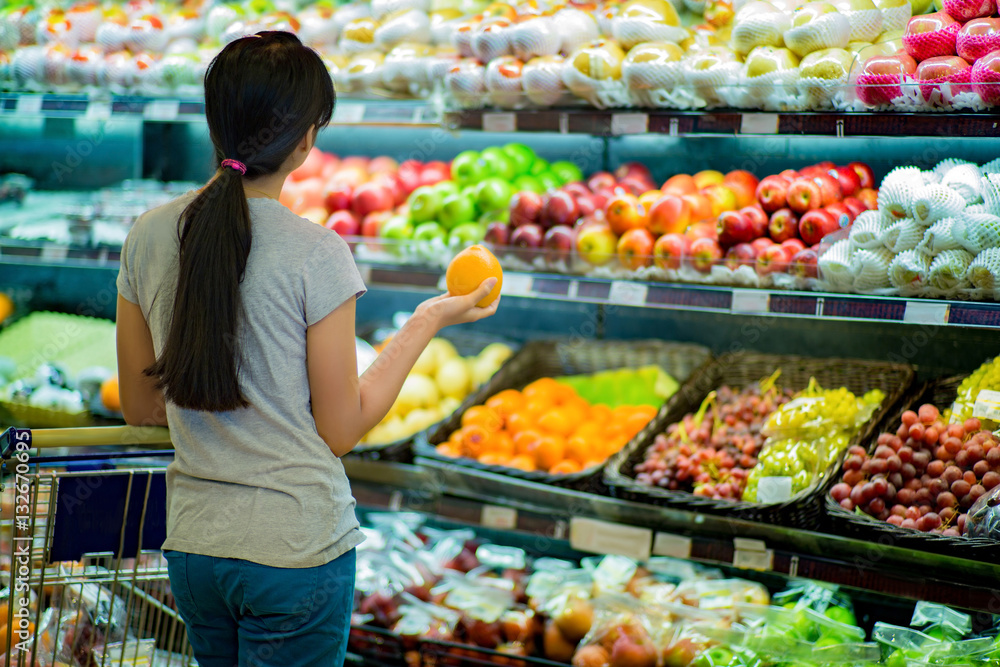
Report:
910,601,972,641
967,483,1000,540
574,593,675,667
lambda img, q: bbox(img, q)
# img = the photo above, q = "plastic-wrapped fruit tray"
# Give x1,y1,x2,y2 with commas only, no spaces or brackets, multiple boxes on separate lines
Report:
603,352,914,530
823,376,1000,560
415,339,712,493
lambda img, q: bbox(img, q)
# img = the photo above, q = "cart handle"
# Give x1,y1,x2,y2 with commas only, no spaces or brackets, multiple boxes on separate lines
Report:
0,426,172,458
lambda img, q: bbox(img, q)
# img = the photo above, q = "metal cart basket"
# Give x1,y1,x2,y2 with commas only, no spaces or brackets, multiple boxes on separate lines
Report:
0,426,194,667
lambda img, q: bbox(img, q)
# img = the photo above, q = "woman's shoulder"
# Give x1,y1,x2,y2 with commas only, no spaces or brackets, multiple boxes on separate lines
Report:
130,191,198,241
248,199,352,251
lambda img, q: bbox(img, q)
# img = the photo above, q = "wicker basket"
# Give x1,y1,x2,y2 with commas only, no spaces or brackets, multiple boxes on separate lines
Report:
603,352,914,530
349,331,521,463
416,339,713,493
823,376,1000,559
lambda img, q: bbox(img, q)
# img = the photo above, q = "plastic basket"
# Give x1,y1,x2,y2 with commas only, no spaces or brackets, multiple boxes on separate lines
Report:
603,352,914,530
823,376,1000,559
416,339,712,493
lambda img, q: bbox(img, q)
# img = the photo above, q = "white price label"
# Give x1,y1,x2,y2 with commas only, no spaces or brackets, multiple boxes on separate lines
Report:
85,101,111,120
40,245,68,262
903,300,949,325
500,273,533,297
144,100,179,121
611,113,648,136
16,95,43,115
608,281,648,307
570,518,652,561
973,389,1000,421
333,103,365,124
731,289,770,314
652,532,692,559
733,537,767,552
756,476,793,503
733,548,774,571
481,505,518,529
482,112,516,133
740,113,779,135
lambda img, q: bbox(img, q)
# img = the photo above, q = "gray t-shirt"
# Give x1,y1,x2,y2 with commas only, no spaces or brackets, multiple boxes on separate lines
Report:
117,191,367,568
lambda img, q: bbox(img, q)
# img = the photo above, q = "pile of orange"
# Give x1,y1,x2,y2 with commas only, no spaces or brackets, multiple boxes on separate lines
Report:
435,377,657,475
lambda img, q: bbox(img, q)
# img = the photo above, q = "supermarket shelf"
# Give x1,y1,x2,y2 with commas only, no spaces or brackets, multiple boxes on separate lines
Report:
343,457,1000,613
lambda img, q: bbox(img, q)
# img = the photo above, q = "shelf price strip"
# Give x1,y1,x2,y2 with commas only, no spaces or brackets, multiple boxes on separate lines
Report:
569,517,653,561
732,537,773,572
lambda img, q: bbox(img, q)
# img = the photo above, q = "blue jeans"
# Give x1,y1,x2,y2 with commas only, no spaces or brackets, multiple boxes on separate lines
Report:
164,549,356,667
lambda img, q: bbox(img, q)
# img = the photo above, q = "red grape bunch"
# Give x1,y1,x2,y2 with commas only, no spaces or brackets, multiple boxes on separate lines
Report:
830,403,1000,536
634,385,794,500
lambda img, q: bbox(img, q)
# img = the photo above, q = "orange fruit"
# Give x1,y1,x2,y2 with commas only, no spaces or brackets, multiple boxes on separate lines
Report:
0,292,13,322
462,405,503,431
549,459,582,475
623,411,653,437
100,376,121,412
582,458,606,470
566,434,595,463
485,389,524,418
445,244,503,307
589,404,613,424
479,452,511,467
508,455,537,472
462,425,492,458
506,411,535,434
436,443,462,458
523,377,560,402
531,434,566,471
513,429,543,456
491,431,515,458
551,383,579,405
537,408,575,437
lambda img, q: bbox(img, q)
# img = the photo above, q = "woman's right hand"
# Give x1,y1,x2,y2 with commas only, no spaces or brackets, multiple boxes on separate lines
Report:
416,278,500,330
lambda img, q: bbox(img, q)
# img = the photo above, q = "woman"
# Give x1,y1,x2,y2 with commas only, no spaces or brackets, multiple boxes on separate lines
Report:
115,31,498,666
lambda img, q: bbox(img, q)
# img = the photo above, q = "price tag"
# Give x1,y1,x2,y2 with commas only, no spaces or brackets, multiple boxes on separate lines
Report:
733,538,767,551
756,476,793,503
388,490,403,512
333,103,365,124
973,389,1000,421
144,100,179,121
482,112,516,133
652,532,692,559
570,517,652,561
85,101,112,120
740,113,779,135
903,300,949,325
481,505,518,529
611,113,648,135
733,548,774,571
731,289,770,313
500,273,533,297
16,95,43,115
40,245,69,262
608,280,648,307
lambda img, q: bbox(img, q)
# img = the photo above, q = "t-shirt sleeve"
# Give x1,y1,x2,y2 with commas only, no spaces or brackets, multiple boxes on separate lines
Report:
303,231,367,326
116,221,140,304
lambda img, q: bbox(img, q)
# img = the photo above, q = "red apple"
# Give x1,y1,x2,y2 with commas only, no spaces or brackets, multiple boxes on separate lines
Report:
724,242,757,271
682,193,713,222
325,210,360,235
831,166,861,197
972,49,1000,105
323,182,353,213
485,221,511,246
576,194,599,217
619,176,654,196
787,179,823,213
756,244,791,276
653,233,688,270
724,179,758,209
562,182,591,199
685,221,718,243
290,147,326,182
510,223,544,260
778,169,800,182
543,190,581,228
847,162,876,190
903,12,961,62
790,247,819,278
781,238,806,255
857,188,879,210
825,202,854,227
798,165,824,179
368,156,398,174
740,205,769,239
510,191,544,228
768,208,799,242
662,173,699,196
756,176,790,212
689,237,723,272
724,169,760,193
843,197,866,219
647,194,692,236
360,211,391,237
856,54,919,105
799,209,840,245
543,224,575,263
916,55,972,101
351,182,394,218
397,159,424,194
372,172,405,206
812,173,842,205
615,162,653,184
419,160,451,186
587,171,617,192
958,18,1000,63
617,228,656,270
716,209,755,246
751,237,776,254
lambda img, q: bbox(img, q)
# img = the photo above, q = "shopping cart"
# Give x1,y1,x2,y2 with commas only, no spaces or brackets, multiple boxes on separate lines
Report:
0,425,195,667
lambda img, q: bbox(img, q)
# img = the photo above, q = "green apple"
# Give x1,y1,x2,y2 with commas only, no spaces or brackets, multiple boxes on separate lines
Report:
502,142,536,175
380,216,414,240
693,647,733,667
450,150,486,186
475,177,513,212
480,147,517,181
433,180,460,199
439,193,477,230
537,171,562,193
550,160,584,185
744,46,801,78
799,48,853,79
407,185,441,224
823,606,856,627
413,221,447,243
513,174,544,193
529,157,550,176
448,222,485,246
479,208,509,225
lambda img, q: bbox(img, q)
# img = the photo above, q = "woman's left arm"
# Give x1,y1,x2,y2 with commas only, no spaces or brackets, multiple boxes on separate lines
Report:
116,295,168,426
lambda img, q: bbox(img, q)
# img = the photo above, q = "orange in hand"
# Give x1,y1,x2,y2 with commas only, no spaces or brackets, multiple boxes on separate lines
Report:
100,376,121,412
445,244,503,307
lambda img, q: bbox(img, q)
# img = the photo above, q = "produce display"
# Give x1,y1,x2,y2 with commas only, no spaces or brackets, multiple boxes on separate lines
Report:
434,372,669,474
5,0,1000,111
633,372,886,503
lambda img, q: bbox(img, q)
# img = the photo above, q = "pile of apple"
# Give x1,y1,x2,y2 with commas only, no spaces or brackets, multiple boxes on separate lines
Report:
830,403,1000,536
855,0,1000,109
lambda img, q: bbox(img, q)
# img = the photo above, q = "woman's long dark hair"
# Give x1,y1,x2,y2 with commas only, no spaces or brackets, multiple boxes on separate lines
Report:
146,31,335,411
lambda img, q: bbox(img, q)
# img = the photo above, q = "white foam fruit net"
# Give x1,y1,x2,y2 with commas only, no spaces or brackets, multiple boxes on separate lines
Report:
851,247,894,291
849,210,888,250
881,217,923,253
889,249,931,291
818,238,855,289
980,174,1000,216
783,13,852,57
982,157,1000,175
941,163,983,205
877,166,924,221
915,217,963,256
912,183,967,225
929,248,975,291
955,212,1000,254
878,2,911,32
933,158,974,178
731,12,790,55
845,8,883,41
967,247,1000,290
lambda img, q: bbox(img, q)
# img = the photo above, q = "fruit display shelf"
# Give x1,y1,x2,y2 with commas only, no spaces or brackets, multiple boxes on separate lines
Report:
340,456,1000,614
